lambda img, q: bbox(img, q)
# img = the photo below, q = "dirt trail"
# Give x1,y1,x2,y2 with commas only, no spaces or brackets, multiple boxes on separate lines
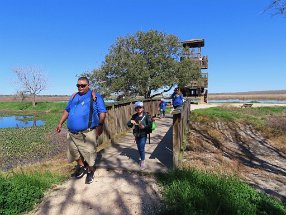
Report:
185,104,286,202
27,169,162,215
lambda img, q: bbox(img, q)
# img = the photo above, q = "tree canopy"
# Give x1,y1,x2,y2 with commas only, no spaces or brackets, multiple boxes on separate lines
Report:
266,0,286,15
85,30,201,100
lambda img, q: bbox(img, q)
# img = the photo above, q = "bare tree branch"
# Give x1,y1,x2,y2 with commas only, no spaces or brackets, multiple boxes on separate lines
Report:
150,85,174,98
13,66,47,106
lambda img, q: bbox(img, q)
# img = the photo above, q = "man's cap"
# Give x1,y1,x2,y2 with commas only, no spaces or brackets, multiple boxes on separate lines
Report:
134,101,143,108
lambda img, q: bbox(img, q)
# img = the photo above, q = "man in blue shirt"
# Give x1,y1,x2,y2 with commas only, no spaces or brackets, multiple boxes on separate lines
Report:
172,87,184,110
56,77,106,184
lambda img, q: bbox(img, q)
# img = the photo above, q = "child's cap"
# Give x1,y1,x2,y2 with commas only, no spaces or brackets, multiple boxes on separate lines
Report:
134,101,143,108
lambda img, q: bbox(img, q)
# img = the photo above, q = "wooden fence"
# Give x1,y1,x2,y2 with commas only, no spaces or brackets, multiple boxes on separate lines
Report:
172,100,191,168
97,99,160,146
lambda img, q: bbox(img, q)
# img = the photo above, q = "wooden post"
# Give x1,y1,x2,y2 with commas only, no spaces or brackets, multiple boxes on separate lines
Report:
173,112,181,169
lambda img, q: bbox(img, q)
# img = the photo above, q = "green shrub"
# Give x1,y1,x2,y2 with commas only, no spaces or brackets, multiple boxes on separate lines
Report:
157,169,286,215
0,171,65,215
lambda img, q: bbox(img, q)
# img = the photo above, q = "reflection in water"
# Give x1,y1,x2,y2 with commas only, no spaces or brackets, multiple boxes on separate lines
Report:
0,116,45,129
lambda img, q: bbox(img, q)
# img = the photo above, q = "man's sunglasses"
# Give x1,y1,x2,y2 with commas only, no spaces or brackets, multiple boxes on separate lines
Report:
76,84,87,88
135,106,143,109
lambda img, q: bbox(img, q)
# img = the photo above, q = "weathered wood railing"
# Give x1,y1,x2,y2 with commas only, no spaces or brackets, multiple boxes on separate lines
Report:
172,99,191,168
97,99,160,146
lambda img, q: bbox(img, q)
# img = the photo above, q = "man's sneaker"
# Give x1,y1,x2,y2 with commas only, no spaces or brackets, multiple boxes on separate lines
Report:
74,165,87,179
140,160,145,169
86,171,95,184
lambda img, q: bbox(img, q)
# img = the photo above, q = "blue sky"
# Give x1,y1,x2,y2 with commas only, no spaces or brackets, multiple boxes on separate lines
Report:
0,0,285,95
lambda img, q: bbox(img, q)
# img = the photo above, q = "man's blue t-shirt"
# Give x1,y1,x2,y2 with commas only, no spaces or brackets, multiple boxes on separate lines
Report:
159,101,167,110
172,93,184,107
65,90,106,133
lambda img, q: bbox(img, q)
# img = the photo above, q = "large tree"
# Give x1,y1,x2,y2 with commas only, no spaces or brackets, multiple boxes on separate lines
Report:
88,30,200,100
13,66,47,106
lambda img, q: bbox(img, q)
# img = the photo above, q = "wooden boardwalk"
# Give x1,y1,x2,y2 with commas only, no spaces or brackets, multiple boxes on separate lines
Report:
95,115,173,173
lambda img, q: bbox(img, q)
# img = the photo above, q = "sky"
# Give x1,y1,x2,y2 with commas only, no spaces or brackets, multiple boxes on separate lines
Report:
0,0,285,95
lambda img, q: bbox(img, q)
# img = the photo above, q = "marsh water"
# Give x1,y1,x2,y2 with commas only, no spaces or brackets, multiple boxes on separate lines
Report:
0,116,45,128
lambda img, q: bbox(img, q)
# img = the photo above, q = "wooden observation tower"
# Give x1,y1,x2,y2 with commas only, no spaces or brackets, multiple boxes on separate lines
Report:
180,39,209,103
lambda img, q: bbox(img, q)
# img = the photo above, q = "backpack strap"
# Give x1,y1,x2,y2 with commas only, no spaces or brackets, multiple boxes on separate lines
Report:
71,92,78,101
91,90,97,101
88,90,97,128
88,93,93,129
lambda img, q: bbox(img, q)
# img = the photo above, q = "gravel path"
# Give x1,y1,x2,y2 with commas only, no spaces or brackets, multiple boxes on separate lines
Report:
26,169,162,215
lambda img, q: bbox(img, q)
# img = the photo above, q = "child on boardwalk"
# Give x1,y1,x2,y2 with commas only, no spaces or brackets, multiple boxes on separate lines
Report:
127,101,152,169
159,98,167,118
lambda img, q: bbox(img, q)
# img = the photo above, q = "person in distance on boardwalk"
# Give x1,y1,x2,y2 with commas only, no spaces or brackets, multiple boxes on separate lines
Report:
127,101,152,170
56,77,106,184
171,87,184,111
159,98,167,118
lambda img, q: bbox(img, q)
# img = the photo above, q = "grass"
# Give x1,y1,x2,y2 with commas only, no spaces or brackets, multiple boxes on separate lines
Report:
0,170,66,215
0,102,73,214
0,101,67,112
191,106,286,136
157,169,286,215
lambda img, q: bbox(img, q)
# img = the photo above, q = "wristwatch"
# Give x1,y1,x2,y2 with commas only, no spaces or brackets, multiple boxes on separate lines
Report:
98,122,104,126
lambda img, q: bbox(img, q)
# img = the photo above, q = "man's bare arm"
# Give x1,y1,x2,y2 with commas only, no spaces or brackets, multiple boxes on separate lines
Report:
56,110,69,133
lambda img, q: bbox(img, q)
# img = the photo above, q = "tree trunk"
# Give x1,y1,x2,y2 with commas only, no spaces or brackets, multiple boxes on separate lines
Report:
32,94,36,107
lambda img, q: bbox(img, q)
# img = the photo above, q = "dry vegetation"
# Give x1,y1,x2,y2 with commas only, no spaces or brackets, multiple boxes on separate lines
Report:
209,91,286,100
184,107,286,202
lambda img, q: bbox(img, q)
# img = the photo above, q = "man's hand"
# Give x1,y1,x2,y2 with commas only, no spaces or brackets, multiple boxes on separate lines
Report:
56,110,68,133
96,125,103,137
56,124,62,133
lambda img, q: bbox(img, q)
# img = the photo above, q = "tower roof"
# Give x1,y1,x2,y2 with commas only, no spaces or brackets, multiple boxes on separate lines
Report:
182,39,204,48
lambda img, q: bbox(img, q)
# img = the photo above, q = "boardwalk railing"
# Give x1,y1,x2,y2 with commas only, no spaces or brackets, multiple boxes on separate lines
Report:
97,99,160,147
172,100,191,168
